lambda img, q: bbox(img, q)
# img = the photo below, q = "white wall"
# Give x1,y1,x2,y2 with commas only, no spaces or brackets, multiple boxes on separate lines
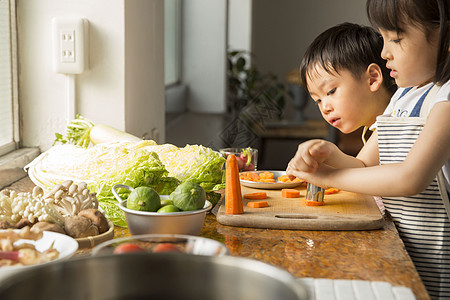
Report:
17,0,164,151
251,0,369,119
228,0,252,53
182,0,227,113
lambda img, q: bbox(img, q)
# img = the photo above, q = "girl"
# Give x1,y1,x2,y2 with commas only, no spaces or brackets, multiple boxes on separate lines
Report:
287,0,450,298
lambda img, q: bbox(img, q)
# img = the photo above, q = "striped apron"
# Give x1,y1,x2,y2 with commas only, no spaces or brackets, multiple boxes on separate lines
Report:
377,84,450,299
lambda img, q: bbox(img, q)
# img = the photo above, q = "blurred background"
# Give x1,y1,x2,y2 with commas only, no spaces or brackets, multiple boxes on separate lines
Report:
165,0,369,169
1,0,371,190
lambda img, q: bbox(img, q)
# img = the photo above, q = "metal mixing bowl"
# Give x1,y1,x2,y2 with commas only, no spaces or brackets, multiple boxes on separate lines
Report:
112,184,212,235
0,253,309,300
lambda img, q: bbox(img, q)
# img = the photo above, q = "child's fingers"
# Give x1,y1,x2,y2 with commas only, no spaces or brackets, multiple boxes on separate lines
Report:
309,141,332,162
287,139,327,174
287,154,317,173
286,168,309,183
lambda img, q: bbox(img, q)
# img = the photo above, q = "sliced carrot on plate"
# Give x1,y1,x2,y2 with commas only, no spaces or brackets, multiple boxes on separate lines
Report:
244,192,267,200
247,201,269,208
281,189,300,198
259,171,275,179
259,178,275,183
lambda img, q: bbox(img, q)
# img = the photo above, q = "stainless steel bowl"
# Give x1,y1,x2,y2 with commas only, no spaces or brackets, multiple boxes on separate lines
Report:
91,234,229,256
112,184,212,235
0,253,309,300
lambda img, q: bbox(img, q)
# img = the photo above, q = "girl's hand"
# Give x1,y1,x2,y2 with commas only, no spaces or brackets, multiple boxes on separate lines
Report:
287,163,334,189
287,139,334,174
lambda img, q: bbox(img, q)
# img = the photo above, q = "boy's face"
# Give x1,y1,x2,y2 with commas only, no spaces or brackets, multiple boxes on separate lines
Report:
306,66,381,133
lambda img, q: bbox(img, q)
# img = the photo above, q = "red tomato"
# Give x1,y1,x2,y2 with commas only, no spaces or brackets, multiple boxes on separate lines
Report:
152,243,181,253
113,243,145,254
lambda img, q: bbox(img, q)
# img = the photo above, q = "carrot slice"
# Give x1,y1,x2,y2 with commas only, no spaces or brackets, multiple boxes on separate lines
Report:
305,200,324,206
281,189,300,198
278,175,290,182
244,192,267,200
278,175,304,183
247,201,269,208
325,188,340,195
225,155,244,214
259,171,274,179
244,172,260,181
259,178,276,183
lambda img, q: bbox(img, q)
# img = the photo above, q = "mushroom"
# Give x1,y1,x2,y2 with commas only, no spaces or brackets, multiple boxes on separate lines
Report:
44,181,98,217
32,186,44,197
31,221,65,234
64,215,99,238
78,208,109,234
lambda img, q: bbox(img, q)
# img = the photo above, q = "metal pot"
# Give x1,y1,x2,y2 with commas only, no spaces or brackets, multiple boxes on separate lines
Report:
0,253,309,300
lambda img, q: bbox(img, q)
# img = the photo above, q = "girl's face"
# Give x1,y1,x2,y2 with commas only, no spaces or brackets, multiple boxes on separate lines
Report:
306,67,383,134
379,24,439,87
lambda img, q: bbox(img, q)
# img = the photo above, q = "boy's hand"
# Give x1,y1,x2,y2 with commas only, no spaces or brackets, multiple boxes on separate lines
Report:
286,139,333,174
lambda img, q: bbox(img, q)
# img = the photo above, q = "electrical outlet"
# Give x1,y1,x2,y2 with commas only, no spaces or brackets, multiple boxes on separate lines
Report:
60,30,75,63
52,17,89,74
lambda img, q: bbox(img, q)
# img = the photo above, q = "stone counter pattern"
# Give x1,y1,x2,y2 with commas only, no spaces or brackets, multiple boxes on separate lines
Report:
5,177,429,300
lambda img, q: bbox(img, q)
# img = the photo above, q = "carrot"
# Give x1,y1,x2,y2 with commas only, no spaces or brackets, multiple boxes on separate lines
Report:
259,171,274,179
281,189,300,198
247,201,269,208
225,155,244,214
325,188,340,195
249,172,260,181
259,178,275,183
241,172,260,181
278,175,304,183
244,192,267,200
278,175,290,182
305,200,324,206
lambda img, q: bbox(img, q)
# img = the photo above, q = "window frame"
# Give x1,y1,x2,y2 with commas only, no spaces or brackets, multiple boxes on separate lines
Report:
0,0,19,157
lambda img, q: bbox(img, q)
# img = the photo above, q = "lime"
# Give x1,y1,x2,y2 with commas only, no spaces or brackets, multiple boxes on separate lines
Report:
157,204,180,213
160,199,174,207
169,182,206,211
127,187,161,212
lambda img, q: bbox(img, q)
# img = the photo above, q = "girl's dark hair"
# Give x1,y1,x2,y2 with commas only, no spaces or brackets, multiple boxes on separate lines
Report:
299,22,397,95
367,0,450,85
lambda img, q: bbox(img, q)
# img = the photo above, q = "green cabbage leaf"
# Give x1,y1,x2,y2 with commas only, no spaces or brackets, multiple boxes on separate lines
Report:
25,141,226,226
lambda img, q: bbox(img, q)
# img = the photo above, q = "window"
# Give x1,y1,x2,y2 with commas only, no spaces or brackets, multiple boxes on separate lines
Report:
0,0,18,156
164,0,180,86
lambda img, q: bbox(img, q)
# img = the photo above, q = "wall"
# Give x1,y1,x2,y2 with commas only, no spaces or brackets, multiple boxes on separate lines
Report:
252,0,368,82
17,0,164,152
182,0,227,113
251,0,369,120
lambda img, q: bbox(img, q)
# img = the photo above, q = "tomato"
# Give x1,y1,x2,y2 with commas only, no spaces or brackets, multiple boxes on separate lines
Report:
152,243,181,253
113,243,145,254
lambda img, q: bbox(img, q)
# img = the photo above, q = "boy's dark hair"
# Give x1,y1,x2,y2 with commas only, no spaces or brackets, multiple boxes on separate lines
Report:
300,22,397,95
367,0,449,85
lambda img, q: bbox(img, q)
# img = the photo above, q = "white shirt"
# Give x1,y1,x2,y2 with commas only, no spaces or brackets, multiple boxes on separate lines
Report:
381,80,450,192
384,81,450,117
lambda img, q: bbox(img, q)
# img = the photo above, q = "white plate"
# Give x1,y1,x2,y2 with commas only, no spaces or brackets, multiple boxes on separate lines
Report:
240,170,305,190
0,230,78,281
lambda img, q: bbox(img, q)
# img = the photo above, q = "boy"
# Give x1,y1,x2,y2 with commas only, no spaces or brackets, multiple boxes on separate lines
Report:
299,22,396,137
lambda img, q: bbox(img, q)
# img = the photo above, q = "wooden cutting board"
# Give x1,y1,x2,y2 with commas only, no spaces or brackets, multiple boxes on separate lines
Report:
216,184,384,230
